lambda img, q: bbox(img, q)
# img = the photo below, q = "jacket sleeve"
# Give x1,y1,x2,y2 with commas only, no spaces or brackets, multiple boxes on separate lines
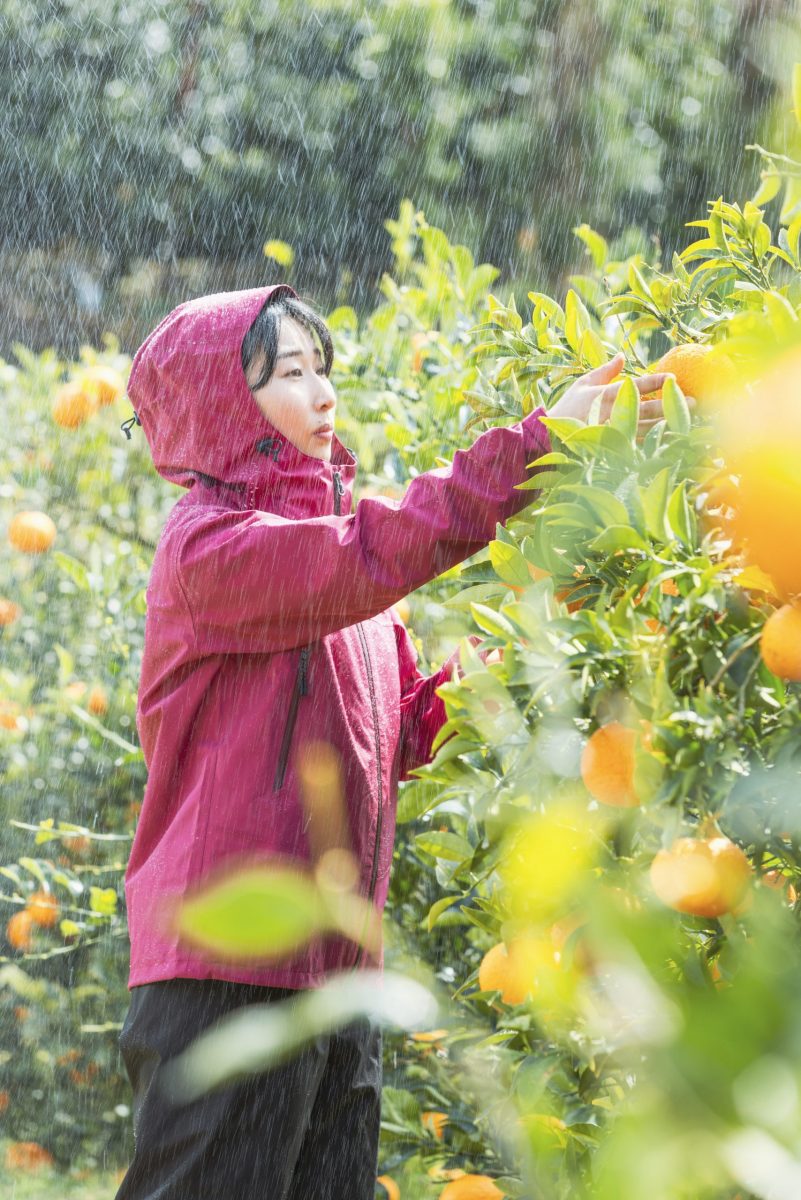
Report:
392,610,478,783
173,408,551,655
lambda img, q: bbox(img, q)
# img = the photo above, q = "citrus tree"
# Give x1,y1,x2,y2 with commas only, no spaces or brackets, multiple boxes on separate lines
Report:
3,66,801,1200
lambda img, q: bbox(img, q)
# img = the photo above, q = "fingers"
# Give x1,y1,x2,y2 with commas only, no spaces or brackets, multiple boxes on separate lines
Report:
580,351,625,385
633,371,671,395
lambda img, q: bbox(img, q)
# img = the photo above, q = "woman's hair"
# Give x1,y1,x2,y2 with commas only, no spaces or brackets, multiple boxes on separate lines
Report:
241,292,334,391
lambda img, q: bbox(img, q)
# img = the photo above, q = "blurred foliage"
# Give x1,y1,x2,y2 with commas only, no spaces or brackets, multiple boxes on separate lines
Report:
3,0,801,353
2,55,801,1199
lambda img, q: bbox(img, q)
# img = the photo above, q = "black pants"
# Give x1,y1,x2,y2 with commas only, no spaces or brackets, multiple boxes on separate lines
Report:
115,978,383,1200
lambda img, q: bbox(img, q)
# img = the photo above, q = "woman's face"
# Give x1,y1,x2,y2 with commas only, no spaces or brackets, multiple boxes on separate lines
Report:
246,317,337,462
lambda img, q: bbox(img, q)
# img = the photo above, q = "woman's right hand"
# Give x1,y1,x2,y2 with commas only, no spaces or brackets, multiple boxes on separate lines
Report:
549,351,694,438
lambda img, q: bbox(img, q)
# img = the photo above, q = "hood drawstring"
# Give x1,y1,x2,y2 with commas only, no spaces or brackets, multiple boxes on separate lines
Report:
121,411,142,440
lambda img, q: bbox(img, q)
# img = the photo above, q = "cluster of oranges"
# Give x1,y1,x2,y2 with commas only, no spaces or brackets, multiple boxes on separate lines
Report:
6,889,61,953
50,363,126,429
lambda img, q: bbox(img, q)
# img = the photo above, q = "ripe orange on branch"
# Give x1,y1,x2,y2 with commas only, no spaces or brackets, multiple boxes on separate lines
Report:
478,937,561,1006
580,721,653,807
421,1110,448,1139
0,597,22,625
7,511,57,554
51,381,95,428
6,910,34,951
643,342,735,408
4,1141,55,1171
27,890,60,928
440,1175,505,1199
760,604,801,682
79,364,126,408
649,836,752,918
718,345,801,598
87,684,109,716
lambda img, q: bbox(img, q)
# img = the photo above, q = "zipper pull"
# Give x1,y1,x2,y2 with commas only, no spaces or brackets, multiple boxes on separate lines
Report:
299,646,310,695
332,471,344,516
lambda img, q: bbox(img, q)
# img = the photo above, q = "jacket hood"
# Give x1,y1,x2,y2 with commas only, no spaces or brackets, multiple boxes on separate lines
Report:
125,285,357,517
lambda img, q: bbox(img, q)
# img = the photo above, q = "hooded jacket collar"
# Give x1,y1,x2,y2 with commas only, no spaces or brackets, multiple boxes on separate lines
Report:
125,284,357,519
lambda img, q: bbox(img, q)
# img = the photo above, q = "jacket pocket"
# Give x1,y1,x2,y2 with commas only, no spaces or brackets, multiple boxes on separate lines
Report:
273,645,311,791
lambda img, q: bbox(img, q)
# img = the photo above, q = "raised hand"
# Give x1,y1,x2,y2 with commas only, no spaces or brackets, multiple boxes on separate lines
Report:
549,351,695,436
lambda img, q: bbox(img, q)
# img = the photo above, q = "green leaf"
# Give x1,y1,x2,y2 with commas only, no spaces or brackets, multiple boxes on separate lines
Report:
588,525,649,554
564,289,591,352
174,867,325,960
578,328,607,367
609,375,639,441
567,485,631,529
642,468,673,542
666,481,696,547
469,603,516,639
427,895,463,930
415,831,473,862
794,62,801,128
489,540,532,588
53,552,90,592
52,643,75,687
661,376,691,434
573,223,608,269
627,262,653,303
752,173,781,209
89,886,118,916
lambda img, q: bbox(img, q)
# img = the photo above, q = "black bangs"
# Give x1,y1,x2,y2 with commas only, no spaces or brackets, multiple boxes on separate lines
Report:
241,294,334,392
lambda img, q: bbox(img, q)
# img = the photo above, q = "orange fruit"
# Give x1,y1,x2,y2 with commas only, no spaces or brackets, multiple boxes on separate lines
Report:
650,836,752,918
66,834,92,858
440,1174,505,1199
4,1141,55,1171
79,364,126,408
0,1089,9,1113
478,938,558,1006
0,598,21,626
377,1176,400,1200
644,343,735,408
27,890,60,929
727,446,801,599
51,381,94,428
760,604,801,682
7,511,57,554
580,722,641,807
7,910,34,951
762,870,798,904
0,702,23,731
719,347,801,598
409,1028,448,1045
87,684,109,716
421,1110,448,1140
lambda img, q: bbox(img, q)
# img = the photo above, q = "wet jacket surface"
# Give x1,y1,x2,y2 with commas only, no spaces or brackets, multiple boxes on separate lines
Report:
124,284,551,989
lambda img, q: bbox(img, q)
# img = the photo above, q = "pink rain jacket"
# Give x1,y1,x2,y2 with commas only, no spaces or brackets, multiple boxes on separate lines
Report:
124,284,551,990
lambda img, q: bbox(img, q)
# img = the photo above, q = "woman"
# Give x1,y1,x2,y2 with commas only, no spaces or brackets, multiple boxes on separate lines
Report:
115,285,669,1198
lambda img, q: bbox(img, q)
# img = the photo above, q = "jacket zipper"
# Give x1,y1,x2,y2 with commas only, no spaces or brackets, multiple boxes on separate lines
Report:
273,646,310,791
273,471,342,793
351,622,384,971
